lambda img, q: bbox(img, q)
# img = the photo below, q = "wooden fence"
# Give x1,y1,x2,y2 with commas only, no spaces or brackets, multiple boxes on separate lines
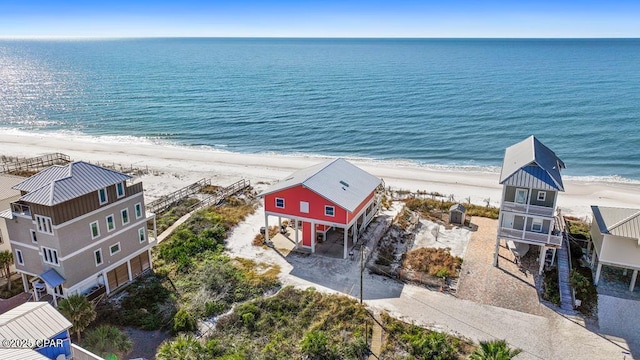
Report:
0,153,71,174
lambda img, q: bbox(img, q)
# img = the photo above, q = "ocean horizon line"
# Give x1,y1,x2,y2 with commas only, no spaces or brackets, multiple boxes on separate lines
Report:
2,36,640,41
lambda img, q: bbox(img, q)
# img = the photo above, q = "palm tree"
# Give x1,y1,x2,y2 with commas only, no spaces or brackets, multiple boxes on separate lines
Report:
470,339,522,360
58,294,96,342
156,334,206,360
0,251,13,291
83,325,132,359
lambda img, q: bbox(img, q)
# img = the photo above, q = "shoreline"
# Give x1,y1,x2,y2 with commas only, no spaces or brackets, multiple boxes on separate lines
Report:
1,132,639,218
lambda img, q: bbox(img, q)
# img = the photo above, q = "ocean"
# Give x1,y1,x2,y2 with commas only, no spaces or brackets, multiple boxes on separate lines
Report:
1,38,639,180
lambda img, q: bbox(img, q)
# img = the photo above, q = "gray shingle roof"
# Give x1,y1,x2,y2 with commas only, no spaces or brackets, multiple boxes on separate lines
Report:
259,158,382,212
449,204,466,213
13,161,130,206
591,205,640,240
499,136,565,191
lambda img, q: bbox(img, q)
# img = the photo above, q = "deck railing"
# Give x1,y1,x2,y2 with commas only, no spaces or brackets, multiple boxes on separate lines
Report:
501,201,555,217
187,179,250,211
498,227,562,247
10,203,31,216
146,178,211,214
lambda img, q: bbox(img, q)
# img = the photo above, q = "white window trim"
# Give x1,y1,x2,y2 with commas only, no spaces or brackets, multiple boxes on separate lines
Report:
325,205,335,217
35,215,53,235
15,250,24,265
41,246,60,266
515,188,528,205
109,242,121,256
106,214,115,232
531,219,543,233
90,221,100,239
98,188,108,205
300,201,309,213
134,203,142,219
139,227,146,243
537,191,546,202
275,198,285,209
94,249,103,266
30,229,38,244
121,208,130,226
116,182,125,198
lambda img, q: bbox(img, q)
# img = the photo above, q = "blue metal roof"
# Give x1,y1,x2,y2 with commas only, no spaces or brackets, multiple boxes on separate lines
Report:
39,269,65,288
503,164,559,191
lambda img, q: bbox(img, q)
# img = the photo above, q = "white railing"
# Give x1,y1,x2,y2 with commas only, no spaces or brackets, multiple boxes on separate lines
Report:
498,227,562,246
501,201,554,217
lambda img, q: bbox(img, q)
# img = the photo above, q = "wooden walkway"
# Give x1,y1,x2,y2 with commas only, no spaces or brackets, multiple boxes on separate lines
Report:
557,235,574,312
0,153,70,174
156,179,250,243
147,178,211,214
368,312,384,360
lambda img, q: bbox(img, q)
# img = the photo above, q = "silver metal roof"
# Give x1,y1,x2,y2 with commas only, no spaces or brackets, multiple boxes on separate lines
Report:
0,302,71,341
449,204,466,213
259,158,382,212
591,205,640,240
0,349,49,360
499,136,565,191
14,161,131,206
0,174,24,202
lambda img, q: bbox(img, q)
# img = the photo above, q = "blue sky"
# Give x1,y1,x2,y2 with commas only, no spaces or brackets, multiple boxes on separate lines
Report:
1,0,639,38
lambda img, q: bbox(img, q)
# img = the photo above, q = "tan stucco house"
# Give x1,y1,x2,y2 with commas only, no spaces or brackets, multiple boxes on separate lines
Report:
0,162,156,305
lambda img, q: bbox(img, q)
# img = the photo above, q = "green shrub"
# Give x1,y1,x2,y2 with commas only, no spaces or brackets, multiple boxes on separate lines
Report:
173,309,197,333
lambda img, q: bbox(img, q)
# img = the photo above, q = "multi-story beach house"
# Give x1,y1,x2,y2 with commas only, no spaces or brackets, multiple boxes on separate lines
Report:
590,206,640,292
260,158,382,259
0,301,102,360
0,174,24,274
0,161,156,306
494,136,565,274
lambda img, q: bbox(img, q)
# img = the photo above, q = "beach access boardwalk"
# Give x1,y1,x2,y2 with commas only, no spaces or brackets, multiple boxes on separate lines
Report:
156,179,250,243
0,152,70,174
557,235,574,312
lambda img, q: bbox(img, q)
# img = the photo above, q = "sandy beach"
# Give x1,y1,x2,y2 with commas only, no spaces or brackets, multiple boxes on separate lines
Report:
1,131,639,219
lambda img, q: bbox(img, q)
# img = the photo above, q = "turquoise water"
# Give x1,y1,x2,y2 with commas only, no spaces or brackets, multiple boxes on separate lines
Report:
1,38,639,179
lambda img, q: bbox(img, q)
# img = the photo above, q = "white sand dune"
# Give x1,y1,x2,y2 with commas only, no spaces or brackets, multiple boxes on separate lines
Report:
1,132,639,219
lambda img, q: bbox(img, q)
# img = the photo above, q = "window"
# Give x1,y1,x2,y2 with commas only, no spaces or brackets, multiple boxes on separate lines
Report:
42,246,59,265
537,191,546,202
90,221,100,239
106,214,115,232
94,249,103,266
116,182,125,198
275,198,285,209
30,230,38,243
98,188,108,205
121,209,129,225
325,206,335,217
135,203,142,219
35,215,53,234
139,228,146,243
515,188,528,204
15,250,24,265
300,201,309,213
109,243,121,255
531,219,543,233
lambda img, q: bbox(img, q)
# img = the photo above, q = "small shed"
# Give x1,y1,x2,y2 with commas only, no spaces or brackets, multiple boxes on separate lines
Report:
449,203,466,225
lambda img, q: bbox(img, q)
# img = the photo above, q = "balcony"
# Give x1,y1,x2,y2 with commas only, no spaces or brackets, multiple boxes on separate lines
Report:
498,227,562,247
10,203,31,216
501,201,555,217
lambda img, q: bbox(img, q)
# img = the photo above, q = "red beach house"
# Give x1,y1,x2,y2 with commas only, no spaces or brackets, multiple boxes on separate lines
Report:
260,158,382,258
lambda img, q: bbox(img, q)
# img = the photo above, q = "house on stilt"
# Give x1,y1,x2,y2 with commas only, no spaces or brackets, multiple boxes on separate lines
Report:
494,136,565,274
259,158,382,259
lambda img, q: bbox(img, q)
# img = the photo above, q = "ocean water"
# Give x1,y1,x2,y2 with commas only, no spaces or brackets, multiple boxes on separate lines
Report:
1,38,639,180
